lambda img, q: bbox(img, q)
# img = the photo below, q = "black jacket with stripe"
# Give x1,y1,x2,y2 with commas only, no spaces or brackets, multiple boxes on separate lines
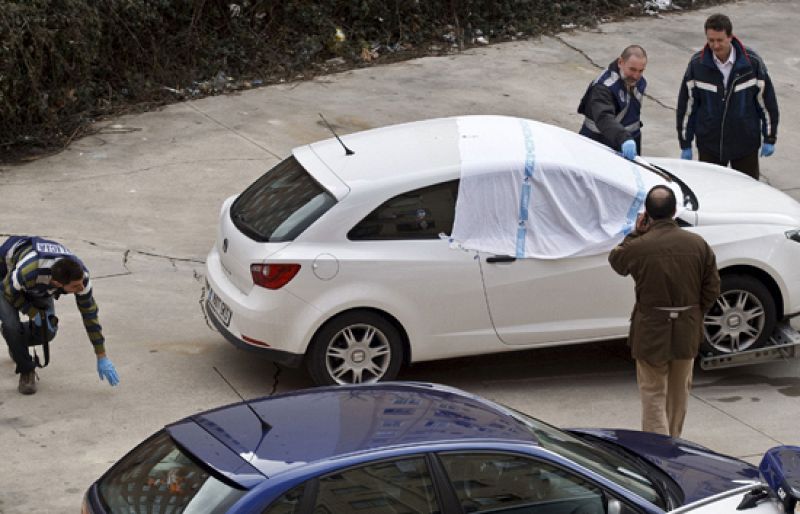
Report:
676,37,779,161
578,60,646,151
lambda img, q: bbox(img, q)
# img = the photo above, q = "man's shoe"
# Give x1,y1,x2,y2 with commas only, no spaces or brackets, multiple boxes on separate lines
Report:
18,370,37,395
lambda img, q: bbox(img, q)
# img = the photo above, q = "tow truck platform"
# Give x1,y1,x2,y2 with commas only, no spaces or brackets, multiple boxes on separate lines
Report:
700,322,800,370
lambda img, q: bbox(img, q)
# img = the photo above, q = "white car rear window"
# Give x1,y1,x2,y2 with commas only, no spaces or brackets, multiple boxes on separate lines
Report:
231,156,336,242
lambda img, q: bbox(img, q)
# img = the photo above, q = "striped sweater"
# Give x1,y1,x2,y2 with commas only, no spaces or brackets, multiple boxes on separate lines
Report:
1,237,105,354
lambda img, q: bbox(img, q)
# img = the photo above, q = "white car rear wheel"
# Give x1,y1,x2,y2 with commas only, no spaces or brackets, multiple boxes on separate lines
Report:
307,311,403,386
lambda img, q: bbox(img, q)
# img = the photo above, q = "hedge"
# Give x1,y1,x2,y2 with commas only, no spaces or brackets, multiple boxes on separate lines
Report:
0,0,725,161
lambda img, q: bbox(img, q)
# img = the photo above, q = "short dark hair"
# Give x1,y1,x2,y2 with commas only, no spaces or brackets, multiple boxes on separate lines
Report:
51,257,84,284
705,13,732,36
621,45,647,60
645,186,676,220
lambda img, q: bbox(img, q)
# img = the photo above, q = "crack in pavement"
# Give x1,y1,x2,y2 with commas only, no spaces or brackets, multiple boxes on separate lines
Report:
690,391,785,446
269,362,282,396
133,249,204,264
122,249,131,272
92,271,133,280
186,103,283,160
551,35,674,111
213,362,283,408
0,235,205,280
79,238,205,265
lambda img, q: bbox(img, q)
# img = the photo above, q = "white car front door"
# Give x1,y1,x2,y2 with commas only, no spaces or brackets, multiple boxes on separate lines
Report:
478,250,634,345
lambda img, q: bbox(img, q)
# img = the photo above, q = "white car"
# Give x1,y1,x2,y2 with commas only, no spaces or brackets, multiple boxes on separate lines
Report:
205,116,800,386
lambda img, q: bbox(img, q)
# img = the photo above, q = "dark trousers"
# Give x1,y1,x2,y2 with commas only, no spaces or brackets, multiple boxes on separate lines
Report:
0,294,54,374
698,148,760,180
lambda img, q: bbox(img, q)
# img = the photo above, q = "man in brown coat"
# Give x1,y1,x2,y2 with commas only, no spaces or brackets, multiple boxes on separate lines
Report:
609,185,720,437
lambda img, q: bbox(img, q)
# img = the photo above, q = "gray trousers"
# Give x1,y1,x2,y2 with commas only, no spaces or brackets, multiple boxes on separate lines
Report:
0,294,55,374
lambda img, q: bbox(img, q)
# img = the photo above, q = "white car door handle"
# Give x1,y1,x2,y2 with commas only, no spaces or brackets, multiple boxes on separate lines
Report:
486,255,516,263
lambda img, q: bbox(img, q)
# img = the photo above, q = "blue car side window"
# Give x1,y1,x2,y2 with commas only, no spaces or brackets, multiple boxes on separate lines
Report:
265,456,441,514
438,452,606,514
263,483,306,514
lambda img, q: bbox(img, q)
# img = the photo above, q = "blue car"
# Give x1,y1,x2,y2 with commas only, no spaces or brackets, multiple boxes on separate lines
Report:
84,383,797,514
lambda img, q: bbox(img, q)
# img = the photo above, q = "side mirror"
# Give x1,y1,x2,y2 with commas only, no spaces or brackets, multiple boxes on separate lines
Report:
760,446,800,514
604,491,638,514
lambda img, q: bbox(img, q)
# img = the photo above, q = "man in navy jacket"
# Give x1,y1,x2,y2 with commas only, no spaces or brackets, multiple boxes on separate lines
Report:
676,13,779,180
579,45,648,161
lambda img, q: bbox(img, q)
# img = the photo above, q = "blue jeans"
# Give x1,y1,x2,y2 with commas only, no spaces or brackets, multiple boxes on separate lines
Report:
0,294,55,374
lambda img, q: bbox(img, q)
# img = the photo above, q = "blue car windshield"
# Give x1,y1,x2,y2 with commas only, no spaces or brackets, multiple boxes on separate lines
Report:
98,431,247,513
510,410,665,508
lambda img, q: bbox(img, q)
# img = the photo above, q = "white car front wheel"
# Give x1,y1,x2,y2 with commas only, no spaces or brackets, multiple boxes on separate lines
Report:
703,275,777,355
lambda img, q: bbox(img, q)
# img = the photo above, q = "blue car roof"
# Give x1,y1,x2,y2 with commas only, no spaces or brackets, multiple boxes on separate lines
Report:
167,382,538,481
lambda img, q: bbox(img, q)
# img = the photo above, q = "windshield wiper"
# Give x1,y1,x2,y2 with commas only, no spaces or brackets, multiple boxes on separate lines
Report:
626,159,699,212
649,163,699,211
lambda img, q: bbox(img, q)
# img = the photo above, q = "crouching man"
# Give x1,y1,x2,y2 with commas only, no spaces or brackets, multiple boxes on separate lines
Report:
0,236,120,394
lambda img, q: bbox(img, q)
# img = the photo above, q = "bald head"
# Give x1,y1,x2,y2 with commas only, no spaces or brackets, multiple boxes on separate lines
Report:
621,45,647,61
645,186,676,220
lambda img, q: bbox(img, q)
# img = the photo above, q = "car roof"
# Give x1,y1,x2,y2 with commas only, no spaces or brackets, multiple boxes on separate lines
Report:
292,115,678,203
167,382,538,480
294,117,461,193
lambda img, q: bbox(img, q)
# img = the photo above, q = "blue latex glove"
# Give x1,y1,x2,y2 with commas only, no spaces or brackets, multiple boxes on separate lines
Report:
32,307,57,334
761,143,775,157
621,139,637,160
97,356,120,386
680,148,693,160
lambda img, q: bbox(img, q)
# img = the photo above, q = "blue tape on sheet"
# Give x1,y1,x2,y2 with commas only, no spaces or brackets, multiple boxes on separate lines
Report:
518,182,531,224
516,121,536,257
620,163,645,236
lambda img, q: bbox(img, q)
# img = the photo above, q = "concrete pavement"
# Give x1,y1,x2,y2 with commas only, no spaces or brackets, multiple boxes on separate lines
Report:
1,0,798,511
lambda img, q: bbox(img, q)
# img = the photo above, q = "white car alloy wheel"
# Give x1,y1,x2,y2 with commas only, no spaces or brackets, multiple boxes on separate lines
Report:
703,275,777,354
307,311,403,386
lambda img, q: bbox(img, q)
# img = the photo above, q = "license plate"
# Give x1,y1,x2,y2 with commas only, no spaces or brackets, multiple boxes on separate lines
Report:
207,287,232,327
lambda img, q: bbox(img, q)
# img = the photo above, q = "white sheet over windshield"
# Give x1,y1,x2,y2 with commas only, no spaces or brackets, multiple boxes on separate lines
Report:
451,116,683,259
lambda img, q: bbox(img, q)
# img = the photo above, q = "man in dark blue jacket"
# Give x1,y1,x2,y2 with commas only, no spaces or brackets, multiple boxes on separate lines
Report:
676,14,779,180
578,45,648,161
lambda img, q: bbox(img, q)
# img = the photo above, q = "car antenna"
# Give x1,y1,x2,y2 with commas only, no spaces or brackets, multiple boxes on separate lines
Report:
318,113,354,155
213,366,272,433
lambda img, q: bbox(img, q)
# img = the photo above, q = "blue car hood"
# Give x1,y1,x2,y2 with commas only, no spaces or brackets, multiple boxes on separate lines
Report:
573,429,760,504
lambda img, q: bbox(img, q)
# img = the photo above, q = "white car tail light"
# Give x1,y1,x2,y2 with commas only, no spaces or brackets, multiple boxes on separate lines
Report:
250,263,301,289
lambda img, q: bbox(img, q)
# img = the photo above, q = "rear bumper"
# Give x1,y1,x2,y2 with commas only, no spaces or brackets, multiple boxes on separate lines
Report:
208,303,304,368
205,243,320,362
